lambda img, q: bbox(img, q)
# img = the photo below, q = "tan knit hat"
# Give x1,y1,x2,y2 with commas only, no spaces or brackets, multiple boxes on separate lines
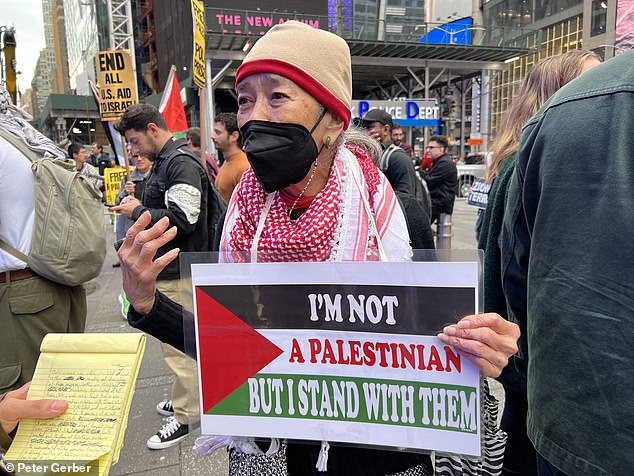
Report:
236,21,352,128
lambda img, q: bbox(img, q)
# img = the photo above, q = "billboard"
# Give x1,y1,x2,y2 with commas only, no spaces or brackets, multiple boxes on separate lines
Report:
419,17,474,46
206,0,329,35
328,0,353,31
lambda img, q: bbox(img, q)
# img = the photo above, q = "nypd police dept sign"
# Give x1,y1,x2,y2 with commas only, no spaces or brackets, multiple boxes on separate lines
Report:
352,100,440,127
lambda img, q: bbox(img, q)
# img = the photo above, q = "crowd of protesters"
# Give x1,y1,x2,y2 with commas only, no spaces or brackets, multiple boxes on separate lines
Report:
2,18,633,476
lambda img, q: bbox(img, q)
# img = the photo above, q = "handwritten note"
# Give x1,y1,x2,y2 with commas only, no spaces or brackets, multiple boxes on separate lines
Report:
5,333,146,476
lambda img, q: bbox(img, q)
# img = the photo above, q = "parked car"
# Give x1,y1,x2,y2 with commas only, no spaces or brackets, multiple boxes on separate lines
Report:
455,153,487,197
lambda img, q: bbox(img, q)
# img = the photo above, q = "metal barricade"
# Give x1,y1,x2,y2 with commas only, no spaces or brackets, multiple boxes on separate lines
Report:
435,213,452,249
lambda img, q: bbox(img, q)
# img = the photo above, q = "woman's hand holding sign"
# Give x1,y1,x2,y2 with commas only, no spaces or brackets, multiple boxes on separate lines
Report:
117,213,521,379
437,313,520,378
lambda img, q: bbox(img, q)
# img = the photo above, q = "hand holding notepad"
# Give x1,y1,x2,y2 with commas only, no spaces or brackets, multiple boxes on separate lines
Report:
4,333,146,476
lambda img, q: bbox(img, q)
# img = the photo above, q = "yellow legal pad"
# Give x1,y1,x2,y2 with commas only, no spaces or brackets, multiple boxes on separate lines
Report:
5,333,146,476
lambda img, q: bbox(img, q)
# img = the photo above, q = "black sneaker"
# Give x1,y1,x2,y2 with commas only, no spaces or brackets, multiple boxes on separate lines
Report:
156,400,174,417
147,416,189,449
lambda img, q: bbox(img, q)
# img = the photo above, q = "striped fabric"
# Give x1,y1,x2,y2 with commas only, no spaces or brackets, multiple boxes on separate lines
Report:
220,144,411,263
434,379,508,476
0,85,67,162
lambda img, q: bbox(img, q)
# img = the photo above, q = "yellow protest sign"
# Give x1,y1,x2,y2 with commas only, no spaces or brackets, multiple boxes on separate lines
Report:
104,167,134,207
192,0,206,89
96,50,139,121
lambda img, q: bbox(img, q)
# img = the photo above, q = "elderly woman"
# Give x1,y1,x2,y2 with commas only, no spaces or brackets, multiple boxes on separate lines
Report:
119,21,519,476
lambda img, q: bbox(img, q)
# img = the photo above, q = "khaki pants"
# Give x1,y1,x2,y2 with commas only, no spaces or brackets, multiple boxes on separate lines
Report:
156,279,200,425
0,274,86,393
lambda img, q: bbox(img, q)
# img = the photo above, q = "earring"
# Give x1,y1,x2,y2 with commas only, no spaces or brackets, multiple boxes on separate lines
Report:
325,136,332,149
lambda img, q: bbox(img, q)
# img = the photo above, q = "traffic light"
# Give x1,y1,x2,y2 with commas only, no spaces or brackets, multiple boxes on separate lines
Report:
449,99,456,115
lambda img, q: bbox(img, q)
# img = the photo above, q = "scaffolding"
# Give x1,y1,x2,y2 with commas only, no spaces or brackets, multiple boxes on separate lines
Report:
107,0,135,65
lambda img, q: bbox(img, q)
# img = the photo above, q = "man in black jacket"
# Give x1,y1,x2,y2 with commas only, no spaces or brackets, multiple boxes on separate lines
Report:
420,135,457,223
359,109,418,196
90,142,114,173
113,104,208,450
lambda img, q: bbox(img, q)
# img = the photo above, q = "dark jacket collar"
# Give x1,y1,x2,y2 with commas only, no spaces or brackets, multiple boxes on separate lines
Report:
380,140,396,151
157,137,189,161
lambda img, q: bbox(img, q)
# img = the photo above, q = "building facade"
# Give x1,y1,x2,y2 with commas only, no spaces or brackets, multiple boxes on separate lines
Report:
40,94,107,145
52,0,71,94
30,0,72,118
31,0,60,117
153,0,194,89
483,0,623,136
30,48,56,118
64,0,100,94
133,0,159,96
328,0,428,41
20,88,34,117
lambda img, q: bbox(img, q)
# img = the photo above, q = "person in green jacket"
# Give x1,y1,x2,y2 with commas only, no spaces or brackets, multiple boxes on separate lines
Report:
478,49,600,476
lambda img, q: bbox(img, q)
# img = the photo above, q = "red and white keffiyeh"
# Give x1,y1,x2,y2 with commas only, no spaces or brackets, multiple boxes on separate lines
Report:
219,144,411,263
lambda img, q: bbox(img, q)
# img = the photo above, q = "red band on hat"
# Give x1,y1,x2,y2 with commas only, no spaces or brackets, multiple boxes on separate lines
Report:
236,59,351,129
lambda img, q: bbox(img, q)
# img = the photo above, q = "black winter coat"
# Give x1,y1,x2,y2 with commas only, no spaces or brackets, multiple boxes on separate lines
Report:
420,154,457,221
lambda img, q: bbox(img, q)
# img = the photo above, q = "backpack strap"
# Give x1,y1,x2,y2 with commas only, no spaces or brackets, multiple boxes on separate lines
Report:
0,239,28,263
148,144,204,193
379,144,401,172
173,147,226,207
161,145,209,183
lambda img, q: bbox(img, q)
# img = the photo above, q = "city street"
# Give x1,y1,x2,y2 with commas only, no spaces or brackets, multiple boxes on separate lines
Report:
1,0,626,473
87,199,493,476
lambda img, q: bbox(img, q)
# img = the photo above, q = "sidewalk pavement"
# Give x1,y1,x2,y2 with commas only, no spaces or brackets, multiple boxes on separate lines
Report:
86,201,498,476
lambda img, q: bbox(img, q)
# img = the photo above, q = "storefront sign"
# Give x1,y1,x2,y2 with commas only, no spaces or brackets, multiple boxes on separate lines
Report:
352,100,441,127
207,1,328,35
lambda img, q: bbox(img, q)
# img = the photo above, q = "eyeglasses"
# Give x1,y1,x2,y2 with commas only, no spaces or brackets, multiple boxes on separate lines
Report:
426,146,442,149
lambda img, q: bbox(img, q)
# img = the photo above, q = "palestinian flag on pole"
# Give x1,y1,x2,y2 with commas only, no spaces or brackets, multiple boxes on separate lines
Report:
159,65,188,137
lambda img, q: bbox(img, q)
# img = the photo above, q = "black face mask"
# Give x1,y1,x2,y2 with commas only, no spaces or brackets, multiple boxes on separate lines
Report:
240,110,327,193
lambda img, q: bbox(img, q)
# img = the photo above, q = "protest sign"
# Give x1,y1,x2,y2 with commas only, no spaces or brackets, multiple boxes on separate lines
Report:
191,0,206,89
95,50,138,122
466,178,491,209
192,260,482,456
104,167,134,206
